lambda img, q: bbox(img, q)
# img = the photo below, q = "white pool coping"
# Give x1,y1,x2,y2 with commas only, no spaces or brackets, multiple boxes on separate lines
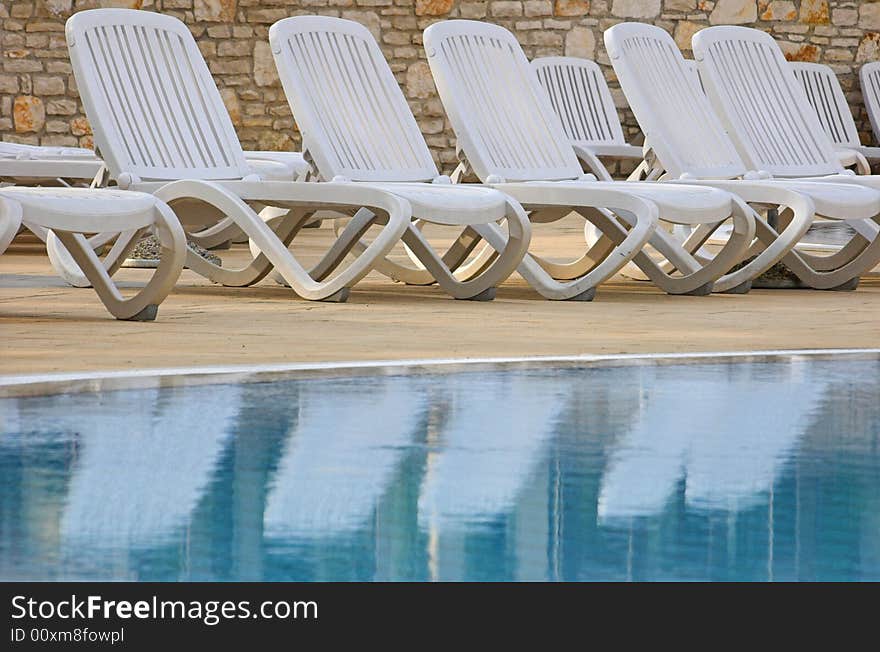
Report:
2,348,879,399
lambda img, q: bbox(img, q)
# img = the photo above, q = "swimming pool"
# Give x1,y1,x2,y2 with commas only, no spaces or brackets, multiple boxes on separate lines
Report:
1,354,878,581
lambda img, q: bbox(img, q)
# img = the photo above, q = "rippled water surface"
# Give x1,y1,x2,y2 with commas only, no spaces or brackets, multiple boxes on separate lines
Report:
1,357,878,581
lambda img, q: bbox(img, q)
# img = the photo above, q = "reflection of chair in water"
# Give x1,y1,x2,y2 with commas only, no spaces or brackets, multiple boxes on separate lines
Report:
599,363,826,523
60,386,239,549
263,378,426,540
0,398,23,436
684,371,822,512
418,375,563,531
597,381,693,522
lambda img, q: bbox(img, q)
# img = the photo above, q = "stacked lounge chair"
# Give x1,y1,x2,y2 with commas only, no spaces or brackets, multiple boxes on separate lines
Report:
420,19,764,296
604,22,880,291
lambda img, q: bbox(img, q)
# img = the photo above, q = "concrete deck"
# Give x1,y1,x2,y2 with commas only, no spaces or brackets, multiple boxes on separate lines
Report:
2,219,878,376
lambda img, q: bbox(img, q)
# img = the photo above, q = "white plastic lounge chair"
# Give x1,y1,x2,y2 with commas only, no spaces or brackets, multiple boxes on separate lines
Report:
859,62,880,150
0,142,95,160
1,140,308,191
536,55,705,255
536,55,700,186
271,17,674,300
531,56,644,178
790,62,878,174
0,186,185,320
605,22,880,291
68,10,528,302
678,58,858,251
1,142,310,251
0,142,105,185
424,20,759,296
692,27,880,249
682,58,869,250
58,385,237,553
264,378,426,540
682,55,871,179
1,140,310,186
792,64,875,172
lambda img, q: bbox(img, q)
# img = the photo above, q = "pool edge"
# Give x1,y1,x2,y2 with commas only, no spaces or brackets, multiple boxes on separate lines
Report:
2,348,879,398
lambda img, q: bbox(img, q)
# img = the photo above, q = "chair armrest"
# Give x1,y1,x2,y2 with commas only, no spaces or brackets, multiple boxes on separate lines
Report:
571,145,614,181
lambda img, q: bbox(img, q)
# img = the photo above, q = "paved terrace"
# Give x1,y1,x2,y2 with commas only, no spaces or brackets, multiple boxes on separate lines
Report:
2,219,879,376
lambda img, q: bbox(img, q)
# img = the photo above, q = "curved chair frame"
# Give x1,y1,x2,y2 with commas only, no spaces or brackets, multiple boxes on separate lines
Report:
1,187,185,320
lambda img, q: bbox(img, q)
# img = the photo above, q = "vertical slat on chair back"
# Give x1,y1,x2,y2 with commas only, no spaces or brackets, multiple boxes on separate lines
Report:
681,59,704,91
693,26,842,178
791,62,860,149
423,20,583,182
67,9,250,181
604,22,746,179
860,62,880,146
532,57,626,149
270,17,438,183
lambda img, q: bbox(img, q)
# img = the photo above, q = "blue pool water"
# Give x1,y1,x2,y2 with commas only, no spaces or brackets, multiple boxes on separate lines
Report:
1,356,878,582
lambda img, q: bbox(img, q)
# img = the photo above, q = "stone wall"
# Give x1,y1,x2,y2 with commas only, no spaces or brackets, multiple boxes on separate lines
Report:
2,0,879,174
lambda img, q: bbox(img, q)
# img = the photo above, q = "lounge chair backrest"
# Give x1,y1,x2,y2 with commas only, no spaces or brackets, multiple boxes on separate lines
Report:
269,16,439,183
423,20,583,182
531,57,627,152
603,22,746,179
692,26,843,177
66,9,251,182
859,62,880,146
791,62,861,150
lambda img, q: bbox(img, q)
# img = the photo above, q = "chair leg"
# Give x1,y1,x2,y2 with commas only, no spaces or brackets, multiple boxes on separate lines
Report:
46,228,141,288
51,202,186,321
401,198,532,300
776,216,880,289
248,208,318,287
332,210,439,286
687,196,758,294
0,198,23,254
587,206,725,296
308,208,393,282
667,181,823,292
187,216,246,249
582,207,715,294
628,186,814,294
470,199,655,301
623,214,752,296
530,229,619,282
255,208,386,289
330,210,518,291
448,234,501,282
795,231,869,271
402,222,493,284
